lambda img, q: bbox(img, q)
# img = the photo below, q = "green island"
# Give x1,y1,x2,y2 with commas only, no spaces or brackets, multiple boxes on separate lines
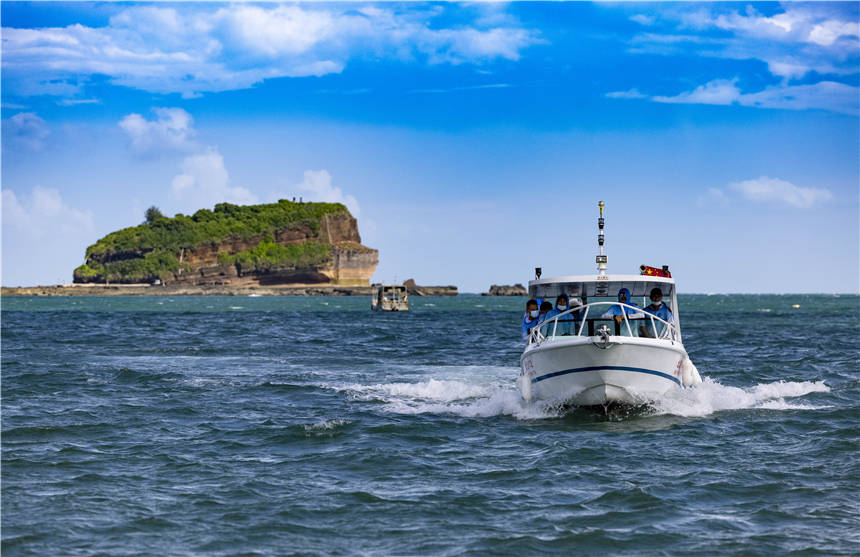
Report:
74,200,349,284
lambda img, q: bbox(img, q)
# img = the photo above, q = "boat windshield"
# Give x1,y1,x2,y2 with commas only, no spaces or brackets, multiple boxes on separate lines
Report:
528,300,678,347
380,287,406,302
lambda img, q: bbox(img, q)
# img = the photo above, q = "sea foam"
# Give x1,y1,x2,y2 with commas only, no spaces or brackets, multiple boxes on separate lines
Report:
335,374,562,419
651,377,831,417
335,374,830,421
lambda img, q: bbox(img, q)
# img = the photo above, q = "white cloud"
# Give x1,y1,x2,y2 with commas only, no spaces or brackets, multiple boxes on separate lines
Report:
605,88,647,99
654,79,740,105
3,112,50,150
2,186,93,235
741,81,859,115
116,107,257,214
171,148,257,212
808,19,858,47
216,5,340,57
652,79,859,115
119,107,197,155
57,98,101,107
293,170,360,218
728,176,832,208
616,4,859,115
3,5,539,98
701,177,833,209
666,6,858,79
410,83,510,94
630,14,655,26
692,6,859,49
2,187,95,285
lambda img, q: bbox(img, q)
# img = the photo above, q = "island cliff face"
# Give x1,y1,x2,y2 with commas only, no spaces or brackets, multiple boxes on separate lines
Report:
74,201,378,287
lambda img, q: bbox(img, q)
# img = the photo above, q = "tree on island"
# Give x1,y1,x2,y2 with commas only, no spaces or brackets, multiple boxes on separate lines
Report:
144,206,165,224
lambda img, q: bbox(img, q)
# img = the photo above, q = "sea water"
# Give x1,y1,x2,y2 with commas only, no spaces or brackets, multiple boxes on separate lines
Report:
2,294,858,555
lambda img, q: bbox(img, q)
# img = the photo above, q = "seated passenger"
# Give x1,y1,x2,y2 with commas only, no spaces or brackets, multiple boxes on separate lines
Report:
543,294,569,320
641,287,674,337
544,294,580,335
600,288,641,326
536,300,555,337
521,299,540,340
536,300,553,322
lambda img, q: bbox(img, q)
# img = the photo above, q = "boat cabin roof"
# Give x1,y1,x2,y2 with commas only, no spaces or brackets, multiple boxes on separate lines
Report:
528,274,675,299
375,284,407,292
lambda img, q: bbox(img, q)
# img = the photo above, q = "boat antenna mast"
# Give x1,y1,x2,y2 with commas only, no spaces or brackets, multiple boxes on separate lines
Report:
596,201,607,276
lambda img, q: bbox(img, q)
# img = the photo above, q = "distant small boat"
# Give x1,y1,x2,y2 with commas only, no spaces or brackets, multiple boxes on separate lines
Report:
518,201,701,408
371,284,409,312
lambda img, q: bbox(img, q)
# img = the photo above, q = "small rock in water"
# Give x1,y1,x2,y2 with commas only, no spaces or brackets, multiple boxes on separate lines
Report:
483,284,527,296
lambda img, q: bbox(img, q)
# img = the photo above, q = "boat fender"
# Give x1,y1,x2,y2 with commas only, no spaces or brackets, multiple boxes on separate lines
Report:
519,372,532,402
691,362,702,386
681,357,702,388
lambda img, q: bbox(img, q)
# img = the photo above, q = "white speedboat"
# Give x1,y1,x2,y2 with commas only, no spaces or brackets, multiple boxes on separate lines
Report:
518,202,701,407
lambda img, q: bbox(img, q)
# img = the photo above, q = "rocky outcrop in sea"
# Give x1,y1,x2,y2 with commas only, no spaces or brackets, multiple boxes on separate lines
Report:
483,284,527,296
402,279,458,296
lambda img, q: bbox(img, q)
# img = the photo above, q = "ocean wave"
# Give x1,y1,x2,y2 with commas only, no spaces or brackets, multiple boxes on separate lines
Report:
334,374,831,421
335,377,562,419
385,391,566,420
345,378,494,402
303,418,352,435
652,378,831,417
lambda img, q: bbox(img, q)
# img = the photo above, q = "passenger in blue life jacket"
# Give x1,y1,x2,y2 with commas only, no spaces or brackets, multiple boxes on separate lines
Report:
543,294,568,322
641,287,673,337
521,299,540,340
543,294,582,335
600,287,640,326
533,300,553,338
536,300,553,324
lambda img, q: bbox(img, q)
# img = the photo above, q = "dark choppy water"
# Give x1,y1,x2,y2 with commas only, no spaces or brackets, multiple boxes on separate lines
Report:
2,294,858,556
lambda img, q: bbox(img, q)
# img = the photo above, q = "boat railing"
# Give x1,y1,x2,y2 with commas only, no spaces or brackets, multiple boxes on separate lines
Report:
527,302,678,347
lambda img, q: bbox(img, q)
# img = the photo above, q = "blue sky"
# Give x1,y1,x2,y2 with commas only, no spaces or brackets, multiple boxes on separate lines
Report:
2,2,858,293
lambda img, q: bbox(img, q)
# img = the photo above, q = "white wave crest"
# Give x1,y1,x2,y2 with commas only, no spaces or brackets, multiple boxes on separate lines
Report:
350,379,493,402
304,418,351,432
382,389,564,420
337,377,560,419
652,377,830,417
334,374,830,421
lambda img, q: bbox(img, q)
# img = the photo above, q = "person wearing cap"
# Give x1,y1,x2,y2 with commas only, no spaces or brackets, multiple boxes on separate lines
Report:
641,287,673,337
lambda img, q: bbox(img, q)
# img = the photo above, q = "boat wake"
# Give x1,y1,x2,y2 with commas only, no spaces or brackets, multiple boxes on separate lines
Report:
336,376,562,419
650,377,831,417
334,373,831,421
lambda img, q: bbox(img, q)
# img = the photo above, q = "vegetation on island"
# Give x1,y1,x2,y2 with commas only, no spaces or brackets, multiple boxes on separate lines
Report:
74,200,348,283
75,250,182,283
217,237,331,274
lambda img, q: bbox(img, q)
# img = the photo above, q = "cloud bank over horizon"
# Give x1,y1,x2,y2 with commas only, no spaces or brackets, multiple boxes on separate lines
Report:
2,187,95,286
2,4,539,99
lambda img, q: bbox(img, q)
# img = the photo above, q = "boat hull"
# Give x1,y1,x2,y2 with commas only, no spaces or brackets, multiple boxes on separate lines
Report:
519,337,686,406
